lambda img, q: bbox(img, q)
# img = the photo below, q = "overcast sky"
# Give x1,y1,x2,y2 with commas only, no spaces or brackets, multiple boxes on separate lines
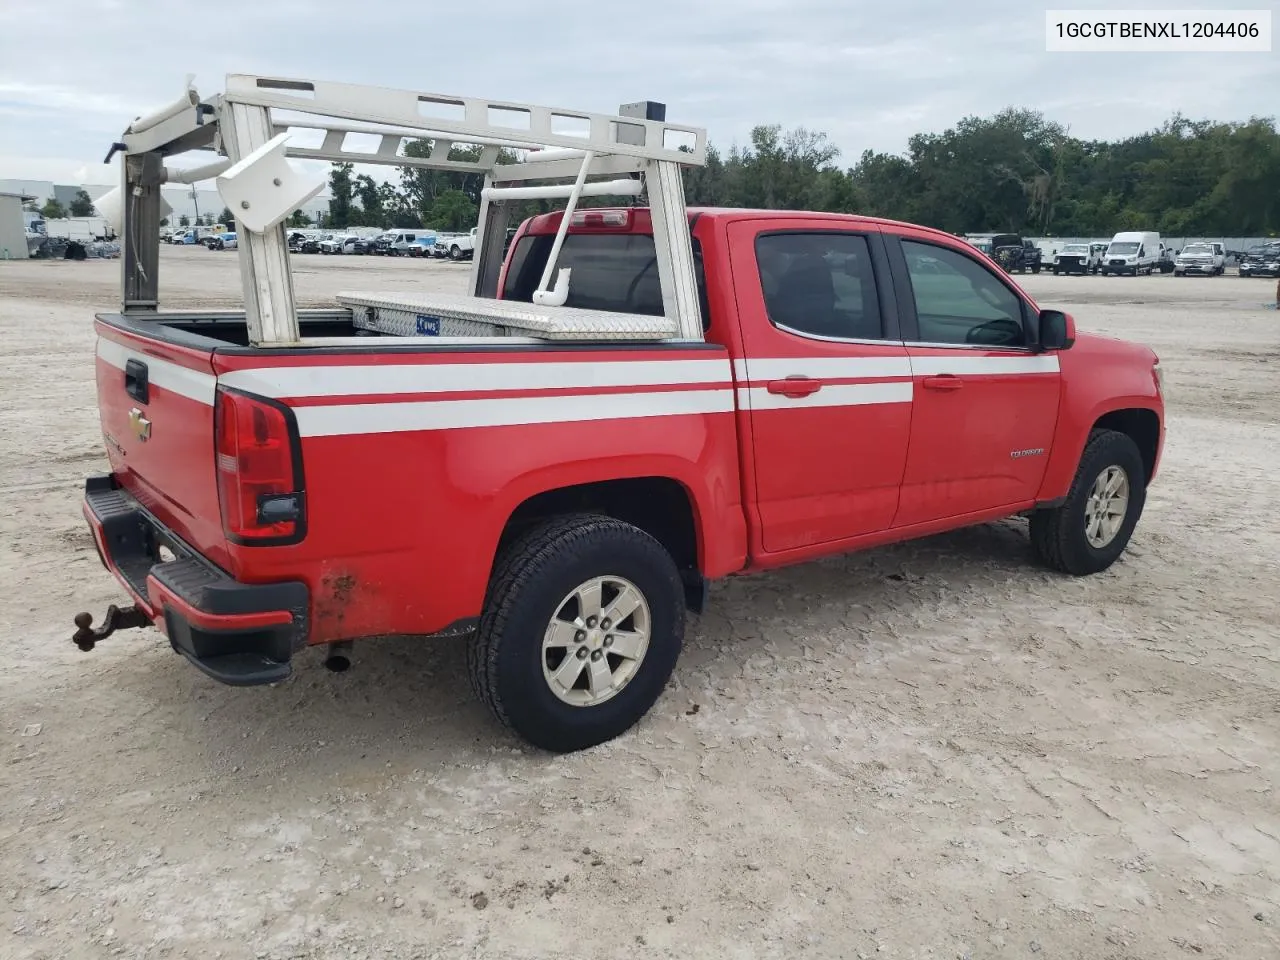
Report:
1,0,1275,186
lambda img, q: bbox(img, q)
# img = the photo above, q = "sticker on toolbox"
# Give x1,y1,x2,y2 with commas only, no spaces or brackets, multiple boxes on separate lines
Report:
415,314,442,336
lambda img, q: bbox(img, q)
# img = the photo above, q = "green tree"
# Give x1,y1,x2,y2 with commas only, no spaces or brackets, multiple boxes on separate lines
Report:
428,189,477,231
219,207,236,228
328,163,356,227
316,109,1280,241
178,214,190,227
69,189,96,217
354,174,385,227
288,209,311,227
40,198,67,220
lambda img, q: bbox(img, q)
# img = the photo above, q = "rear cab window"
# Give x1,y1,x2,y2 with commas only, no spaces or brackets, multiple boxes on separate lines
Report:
501,232,710,330
753,232,885,341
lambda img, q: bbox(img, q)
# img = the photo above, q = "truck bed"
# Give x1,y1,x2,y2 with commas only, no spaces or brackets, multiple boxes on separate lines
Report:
100,287,684,349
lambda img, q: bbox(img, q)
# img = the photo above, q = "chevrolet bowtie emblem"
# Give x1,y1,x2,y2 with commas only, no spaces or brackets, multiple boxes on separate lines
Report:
128,407,151,442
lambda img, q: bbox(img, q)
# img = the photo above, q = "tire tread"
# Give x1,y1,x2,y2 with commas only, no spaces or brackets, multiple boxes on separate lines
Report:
467,514,682,750
1030,428,1144,575
467,513,605,724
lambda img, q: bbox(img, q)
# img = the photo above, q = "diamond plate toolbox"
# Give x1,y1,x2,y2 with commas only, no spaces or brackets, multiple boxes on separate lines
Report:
337,291,680,340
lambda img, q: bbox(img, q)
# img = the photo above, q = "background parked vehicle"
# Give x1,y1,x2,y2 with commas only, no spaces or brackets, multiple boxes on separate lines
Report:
430,232,464,258
442,226,477,260
206,232,237,251
384,229,434,256
407,236,438,257
319,234,358,254
1238,242,1280,277
171,225,217,246
1102,231,1161,275
1053,242,1101,275
1174,241,1225,276
989,234,1042,274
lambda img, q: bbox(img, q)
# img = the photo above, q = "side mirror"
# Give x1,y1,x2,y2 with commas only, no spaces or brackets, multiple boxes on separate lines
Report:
1038,308,1075,351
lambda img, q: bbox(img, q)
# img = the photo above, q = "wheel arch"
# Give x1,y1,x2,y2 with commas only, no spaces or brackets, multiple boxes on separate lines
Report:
494,476,720,612
1037,397,1163,505
1092,407,1162,484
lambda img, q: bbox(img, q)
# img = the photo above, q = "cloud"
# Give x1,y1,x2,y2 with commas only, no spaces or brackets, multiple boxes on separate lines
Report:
0,0,1275,187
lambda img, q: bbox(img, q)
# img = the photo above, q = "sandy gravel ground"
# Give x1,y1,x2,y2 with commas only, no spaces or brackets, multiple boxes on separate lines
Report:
1,247,1277,960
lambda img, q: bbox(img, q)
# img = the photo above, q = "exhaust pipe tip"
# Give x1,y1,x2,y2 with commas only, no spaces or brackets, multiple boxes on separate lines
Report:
323,641,353,672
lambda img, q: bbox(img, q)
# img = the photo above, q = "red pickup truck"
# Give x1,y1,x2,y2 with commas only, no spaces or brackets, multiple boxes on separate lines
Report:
76,205,1164,752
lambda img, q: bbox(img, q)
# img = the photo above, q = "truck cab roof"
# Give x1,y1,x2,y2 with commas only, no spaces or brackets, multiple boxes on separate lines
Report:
518,205,968,247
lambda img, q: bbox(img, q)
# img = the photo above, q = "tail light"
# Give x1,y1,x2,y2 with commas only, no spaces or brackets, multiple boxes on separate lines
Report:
214,387,305,544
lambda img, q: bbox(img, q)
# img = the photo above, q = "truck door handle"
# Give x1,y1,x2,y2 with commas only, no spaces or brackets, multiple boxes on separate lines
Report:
922,374,963,391
124,358,149,404
766,376,822,398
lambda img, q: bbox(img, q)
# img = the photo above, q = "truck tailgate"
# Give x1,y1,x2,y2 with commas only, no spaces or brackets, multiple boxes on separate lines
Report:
94,322,229,570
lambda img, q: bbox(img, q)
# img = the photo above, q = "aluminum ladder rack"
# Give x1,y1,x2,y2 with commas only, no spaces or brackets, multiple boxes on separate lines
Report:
107,74,709,347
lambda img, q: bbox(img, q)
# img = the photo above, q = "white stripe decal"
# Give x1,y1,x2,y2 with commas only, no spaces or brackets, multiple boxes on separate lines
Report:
744,381,913,411
909,354,1060,376
293,388,736,438
96,338,216,405
218,358,733,399
744,356,913,381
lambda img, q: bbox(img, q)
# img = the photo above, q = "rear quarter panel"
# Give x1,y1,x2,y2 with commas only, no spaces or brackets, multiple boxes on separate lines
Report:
213,347,746,643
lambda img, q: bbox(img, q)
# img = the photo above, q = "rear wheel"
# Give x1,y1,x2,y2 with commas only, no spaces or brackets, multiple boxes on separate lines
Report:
1030,429,1147,576
449,245,463,260
468,515,685,753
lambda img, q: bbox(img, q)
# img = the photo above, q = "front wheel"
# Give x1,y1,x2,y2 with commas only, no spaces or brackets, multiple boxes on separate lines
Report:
1030,429,1147,576
468,515,686,753
1031,264,1041,274
449,245,463,260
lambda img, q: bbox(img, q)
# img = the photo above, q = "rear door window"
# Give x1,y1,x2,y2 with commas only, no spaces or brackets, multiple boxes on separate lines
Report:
753,232,884,341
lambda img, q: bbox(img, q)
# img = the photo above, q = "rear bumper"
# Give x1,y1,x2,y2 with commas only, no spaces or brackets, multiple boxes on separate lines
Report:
82,475,309,685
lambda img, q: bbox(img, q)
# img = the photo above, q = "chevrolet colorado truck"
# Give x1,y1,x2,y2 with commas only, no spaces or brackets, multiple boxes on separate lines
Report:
72,74,1165,753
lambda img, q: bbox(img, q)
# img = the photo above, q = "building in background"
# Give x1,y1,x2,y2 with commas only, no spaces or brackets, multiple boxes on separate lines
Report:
0,191,35,259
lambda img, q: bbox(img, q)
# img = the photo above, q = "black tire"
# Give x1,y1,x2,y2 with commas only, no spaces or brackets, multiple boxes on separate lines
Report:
1031,264,1041,274
449,245,463,261
468,514,685,753
1030,429,1147,576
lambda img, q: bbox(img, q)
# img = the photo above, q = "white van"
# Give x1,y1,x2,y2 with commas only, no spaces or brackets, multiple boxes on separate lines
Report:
1102,231,1161,276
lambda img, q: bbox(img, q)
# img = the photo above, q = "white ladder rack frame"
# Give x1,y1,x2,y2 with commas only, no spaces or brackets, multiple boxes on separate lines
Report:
113,74,708,346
